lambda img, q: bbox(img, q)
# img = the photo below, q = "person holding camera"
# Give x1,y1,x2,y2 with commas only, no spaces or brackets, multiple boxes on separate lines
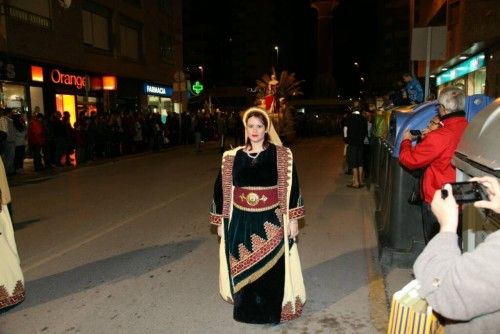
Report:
399,86,468,242
414,176,500,333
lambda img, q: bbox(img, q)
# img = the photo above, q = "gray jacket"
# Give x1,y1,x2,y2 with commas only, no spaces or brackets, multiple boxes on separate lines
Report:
414,231,500,333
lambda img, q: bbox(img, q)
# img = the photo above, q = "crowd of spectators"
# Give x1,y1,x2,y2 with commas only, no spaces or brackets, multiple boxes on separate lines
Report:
0,107,251,175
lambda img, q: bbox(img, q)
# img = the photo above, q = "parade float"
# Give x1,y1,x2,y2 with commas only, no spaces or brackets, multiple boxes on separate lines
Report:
253,69,304,143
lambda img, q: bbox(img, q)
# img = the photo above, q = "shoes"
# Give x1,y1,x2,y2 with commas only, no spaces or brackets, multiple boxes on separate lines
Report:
347,184,365,189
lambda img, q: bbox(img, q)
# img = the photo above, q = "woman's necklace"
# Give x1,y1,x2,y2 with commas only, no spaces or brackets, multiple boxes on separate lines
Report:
246,150,262,165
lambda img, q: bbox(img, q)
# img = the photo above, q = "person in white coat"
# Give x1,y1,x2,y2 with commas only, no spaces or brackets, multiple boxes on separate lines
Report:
0,157,25,309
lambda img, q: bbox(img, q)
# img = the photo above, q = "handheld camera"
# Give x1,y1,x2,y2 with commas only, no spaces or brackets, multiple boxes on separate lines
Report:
441,181,488,204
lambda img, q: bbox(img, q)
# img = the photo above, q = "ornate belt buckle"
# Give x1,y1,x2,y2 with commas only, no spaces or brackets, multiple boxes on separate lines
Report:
246,192,260,206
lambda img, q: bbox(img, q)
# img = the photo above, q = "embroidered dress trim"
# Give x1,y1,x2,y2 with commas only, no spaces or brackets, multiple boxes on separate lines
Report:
289,206,305,220
209,213,223,226
233,246,284,293
230,221,284,279
280,296,304,322
0,281,25,309
222,155,235,219
276,146,290,215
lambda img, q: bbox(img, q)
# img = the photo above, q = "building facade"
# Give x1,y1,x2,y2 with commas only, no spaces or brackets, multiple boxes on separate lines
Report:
369,0,411,96
416,0,500,97
0,0,183,123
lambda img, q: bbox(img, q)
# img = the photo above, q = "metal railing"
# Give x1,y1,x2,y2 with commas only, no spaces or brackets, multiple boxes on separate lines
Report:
0,4,51,29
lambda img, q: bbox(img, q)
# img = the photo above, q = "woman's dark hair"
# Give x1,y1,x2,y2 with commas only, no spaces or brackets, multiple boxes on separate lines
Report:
244,111,270,150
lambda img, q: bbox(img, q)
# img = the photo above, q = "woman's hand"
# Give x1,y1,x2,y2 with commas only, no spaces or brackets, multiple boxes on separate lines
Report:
288,219,299,241
431,184,459,233
217,224,223,237
470,176,500,213
403,130,413,141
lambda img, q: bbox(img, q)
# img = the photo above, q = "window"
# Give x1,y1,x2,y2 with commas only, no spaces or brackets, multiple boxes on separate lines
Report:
158,0,172,15
9,0,50,17
5,0,51,28
82,2,111,50
123,0,141,7
159,33,174,63
120,24,141,59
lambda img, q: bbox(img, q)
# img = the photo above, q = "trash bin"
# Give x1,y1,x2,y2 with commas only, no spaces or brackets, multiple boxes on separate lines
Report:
376,102,436,267
464,94,494,122
377,95,494,267
372,105,399,209
453,97,499,252
369,109,387,192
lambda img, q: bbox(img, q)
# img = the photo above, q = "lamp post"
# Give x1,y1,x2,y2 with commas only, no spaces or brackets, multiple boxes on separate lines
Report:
274,45,279,68
198,65,204,82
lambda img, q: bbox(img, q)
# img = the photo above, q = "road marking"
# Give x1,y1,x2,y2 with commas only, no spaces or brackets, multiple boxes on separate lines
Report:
23,180,212,273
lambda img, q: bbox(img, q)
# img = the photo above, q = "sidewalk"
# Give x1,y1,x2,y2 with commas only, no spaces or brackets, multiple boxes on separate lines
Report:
8,143,213,187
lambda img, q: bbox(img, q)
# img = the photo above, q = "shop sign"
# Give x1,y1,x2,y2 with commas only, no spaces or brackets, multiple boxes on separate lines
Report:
0,56,28,82
31,66,44,82
0,61,16,80
437,53,485,85
144,83,172,96
192,81,204,95
102,76,117,90
50,69,86,89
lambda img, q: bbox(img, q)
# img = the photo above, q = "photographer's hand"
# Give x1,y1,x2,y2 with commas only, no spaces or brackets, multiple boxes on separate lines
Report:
470,176,500,213
431,184,459,233
403,130,413,141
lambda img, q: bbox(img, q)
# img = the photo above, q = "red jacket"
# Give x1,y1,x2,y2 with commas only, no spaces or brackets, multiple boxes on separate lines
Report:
399,114,468,204
28,119,45,146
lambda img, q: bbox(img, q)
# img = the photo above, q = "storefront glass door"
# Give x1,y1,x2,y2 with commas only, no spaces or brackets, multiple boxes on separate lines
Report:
55,94,76,126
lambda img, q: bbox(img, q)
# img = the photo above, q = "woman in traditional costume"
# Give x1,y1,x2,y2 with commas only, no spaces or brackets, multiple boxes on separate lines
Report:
210,107,306,324
0,158,25,310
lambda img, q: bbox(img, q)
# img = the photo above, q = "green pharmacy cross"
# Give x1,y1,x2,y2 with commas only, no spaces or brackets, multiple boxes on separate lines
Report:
192,81,204,94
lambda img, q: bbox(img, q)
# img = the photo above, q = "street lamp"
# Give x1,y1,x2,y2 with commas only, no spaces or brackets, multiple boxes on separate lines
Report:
198,65,204,81
274,45,279,68
354,62,359,67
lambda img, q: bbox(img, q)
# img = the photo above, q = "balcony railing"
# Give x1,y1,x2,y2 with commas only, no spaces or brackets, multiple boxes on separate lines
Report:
0,4,51,29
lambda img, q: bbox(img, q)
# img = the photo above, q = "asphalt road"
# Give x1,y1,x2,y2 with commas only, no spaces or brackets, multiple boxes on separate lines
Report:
0,137,389,334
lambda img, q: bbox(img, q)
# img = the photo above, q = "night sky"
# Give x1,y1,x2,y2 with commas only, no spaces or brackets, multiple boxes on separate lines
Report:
183,0,378,99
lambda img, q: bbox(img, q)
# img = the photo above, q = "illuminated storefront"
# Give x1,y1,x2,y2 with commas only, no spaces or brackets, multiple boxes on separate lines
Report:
2,55,174,124
144,83,173,123
29,64,117,125
436,53,486,96
0,56,29,112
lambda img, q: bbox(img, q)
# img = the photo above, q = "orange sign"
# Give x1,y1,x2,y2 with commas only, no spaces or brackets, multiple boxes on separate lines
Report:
102,76,117,90
31,66,44,82
50,69,86,89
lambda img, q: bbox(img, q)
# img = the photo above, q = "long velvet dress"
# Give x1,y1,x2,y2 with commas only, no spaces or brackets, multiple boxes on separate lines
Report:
211,144,304,324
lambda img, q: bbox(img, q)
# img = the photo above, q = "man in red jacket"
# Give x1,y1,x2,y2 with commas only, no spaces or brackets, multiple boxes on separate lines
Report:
28,113,46,171
399,86,468,243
